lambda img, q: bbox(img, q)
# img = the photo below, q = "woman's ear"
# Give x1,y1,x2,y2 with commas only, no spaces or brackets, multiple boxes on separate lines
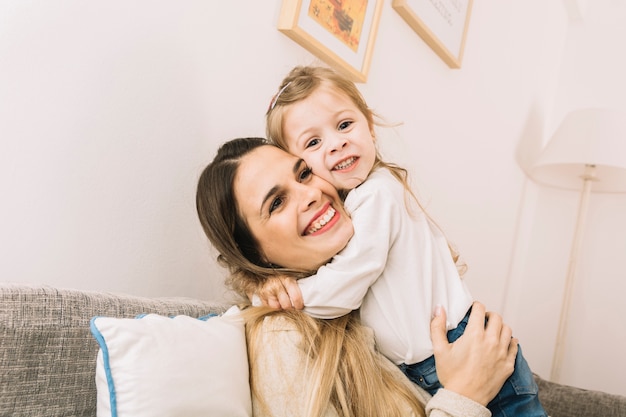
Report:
259,251,273,268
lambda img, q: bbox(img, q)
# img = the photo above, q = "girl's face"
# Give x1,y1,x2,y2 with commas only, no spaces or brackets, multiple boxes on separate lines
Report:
234,145,354,271
281,84,376,192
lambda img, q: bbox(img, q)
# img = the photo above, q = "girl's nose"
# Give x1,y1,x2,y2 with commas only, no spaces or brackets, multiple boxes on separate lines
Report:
328,135,347,154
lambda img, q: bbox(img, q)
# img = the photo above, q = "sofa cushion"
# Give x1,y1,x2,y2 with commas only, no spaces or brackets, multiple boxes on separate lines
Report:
90,306,251,417
0,284,229,417
535,373,626,417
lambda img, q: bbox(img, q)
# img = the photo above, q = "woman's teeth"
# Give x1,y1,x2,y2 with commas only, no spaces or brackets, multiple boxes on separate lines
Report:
306,207,336,235
334,157,356,170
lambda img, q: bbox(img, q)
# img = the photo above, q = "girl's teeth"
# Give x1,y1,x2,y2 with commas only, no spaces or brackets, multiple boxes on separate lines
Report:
335,157,356,170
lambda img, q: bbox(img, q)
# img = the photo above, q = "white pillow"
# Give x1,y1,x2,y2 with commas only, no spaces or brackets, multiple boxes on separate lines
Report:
90,306,251,417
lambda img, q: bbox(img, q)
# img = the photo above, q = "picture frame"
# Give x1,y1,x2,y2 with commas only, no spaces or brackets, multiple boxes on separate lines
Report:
392,0,473,68
277,0,383,83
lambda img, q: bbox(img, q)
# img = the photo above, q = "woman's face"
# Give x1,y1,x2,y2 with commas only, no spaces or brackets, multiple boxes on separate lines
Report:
234,145,353,271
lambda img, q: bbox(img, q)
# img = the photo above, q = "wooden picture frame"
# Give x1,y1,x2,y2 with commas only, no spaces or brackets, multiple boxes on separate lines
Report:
392,0,473,68
277,0,383,83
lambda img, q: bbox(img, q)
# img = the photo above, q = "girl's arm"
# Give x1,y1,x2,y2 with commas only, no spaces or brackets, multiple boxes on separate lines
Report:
256,177,400,316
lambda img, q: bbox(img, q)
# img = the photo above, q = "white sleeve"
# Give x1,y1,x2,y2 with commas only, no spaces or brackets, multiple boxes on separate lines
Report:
298,180,400,319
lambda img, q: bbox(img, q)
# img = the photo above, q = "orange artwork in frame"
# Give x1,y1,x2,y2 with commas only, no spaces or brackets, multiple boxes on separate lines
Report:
278,0,383,83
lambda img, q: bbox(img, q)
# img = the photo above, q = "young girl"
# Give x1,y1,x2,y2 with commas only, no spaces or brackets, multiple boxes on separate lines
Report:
261,65,547,417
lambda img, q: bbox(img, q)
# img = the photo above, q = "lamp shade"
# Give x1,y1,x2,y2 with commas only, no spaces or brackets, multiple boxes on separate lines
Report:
530,108,626,193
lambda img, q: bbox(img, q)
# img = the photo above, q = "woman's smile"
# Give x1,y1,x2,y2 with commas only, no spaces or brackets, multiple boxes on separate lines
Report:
234,145,354,271
305,204,337,235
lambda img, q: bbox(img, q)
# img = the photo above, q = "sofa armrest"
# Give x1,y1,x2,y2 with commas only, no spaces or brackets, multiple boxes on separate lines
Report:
535,374,626,417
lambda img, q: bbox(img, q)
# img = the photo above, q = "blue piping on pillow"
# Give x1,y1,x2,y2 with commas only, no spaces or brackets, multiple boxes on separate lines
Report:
89,317,118,417
135,313,217,320
198,313,219,321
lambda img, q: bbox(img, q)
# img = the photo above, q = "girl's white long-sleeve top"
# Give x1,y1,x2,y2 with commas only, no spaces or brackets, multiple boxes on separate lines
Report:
297,168,474,365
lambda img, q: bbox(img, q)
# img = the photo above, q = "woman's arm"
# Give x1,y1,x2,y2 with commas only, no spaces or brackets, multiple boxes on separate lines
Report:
426,389,492,417
430,302,518,406
247,303,515,417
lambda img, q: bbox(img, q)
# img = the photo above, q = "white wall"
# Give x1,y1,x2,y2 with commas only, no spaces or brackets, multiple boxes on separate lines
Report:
506,0,626,397
1,0,623,395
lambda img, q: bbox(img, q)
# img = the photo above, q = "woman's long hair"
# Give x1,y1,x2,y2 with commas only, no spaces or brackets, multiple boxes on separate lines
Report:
244,307,426,417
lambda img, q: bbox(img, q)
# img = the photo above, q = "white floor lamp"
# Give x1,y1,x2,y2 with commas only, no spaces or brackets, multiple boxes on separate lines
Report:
529,107,626,383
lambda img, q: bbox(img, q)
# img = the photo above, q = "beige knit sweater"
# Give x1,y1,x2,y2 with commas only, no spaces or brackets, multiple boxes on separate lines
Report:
248,315,491,417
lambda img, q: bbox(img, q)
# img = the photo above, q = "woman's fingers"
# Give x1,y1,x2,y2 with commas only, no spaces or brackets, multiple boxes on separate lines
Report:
508,337,519,362
430,302,518,406
465,302,486,336
484,310,514,358
430,305,449,356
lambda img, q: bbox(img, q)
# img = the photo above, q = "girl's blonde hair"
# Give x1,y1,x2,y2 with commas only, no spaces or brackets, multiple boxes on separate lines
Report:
266,65,465,272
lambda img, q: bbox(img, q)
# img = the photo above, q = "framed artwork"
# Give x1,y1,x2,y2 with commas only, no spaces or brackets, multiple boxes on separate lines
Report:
277,0,383,83
392,0,473,68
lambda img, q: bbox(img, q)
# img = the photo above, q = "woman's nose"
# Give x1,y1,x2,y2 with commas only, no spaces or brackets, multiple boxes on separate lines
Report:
297,182,321,211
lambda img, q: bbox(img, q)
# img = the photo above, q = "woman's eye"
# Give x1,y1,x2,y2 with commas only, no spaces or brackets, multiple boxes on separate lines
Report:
269,196,283,214
305,138,320,149
338,121,352,131
299,167,313,181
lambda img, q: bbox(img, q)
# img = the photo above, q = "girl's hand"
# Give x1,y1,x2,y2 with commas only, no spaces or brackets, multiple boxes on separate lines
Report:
255,275,304,310
430,302,518,406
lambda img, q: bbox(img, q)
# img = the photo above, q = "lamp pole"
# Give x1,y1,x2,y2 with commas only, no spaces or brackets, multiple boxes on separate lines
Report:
550,164,596,382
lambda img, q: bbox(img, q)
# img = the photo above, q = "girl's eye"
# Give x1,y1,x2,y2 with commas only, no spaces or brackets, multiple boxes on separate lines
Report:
338,120,352,131
299,167,313,181
305,138,320,149
269,196,284,214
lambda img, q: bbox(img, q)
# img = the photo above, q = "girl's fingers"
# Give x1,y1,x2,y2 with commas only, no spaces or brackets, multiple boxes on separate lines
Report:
277,291,293,310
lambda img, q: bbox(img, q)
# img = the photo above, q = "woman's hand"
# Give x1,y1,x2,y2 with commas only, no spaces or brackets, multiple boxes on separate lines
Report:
430,302,518,406
253,275,304,310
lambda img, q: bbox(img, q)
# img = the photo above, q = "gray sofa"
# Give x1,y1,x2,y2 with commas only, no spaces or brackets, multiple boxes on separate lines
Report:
1,283,624,417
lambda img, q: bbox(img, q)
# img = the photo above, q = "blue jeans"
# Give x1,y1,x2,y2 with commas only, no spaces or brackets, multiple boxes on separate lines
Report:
399,310,547,417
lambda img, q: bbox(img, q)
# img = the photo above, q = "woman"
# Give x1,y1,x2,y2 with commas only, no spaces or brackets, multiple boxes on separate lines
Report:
196,137,518,417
